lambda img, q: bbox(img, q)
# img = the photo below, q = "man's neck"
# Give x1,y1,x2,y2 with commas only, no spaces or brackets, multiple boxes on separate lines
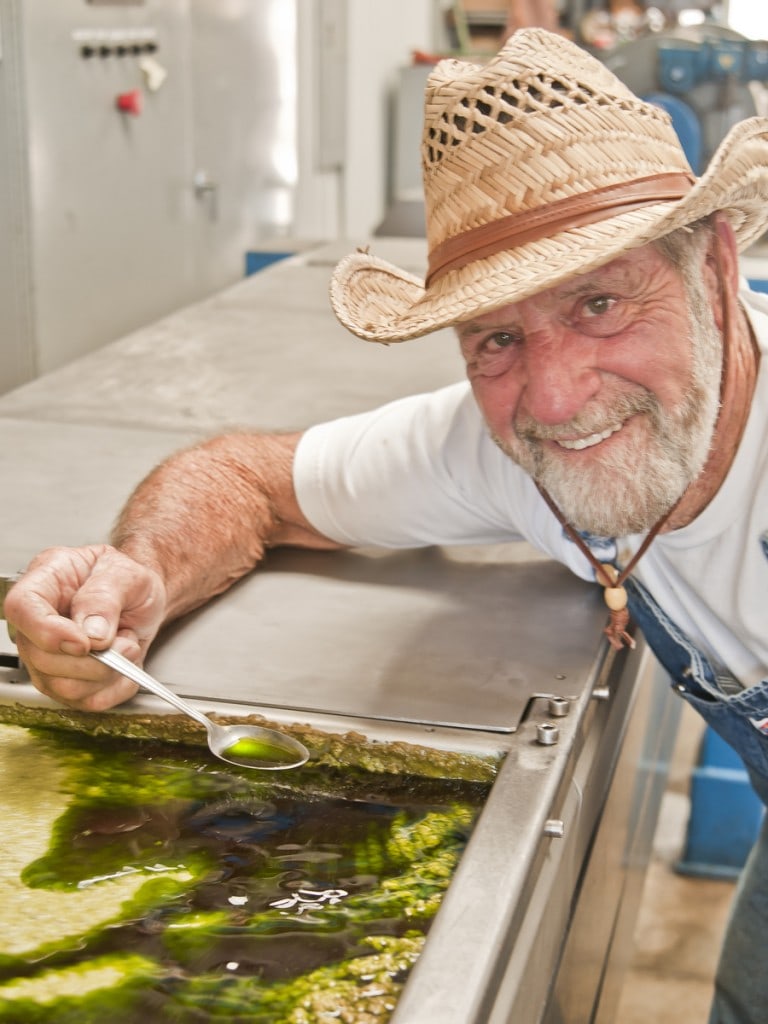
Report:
663,303,759,532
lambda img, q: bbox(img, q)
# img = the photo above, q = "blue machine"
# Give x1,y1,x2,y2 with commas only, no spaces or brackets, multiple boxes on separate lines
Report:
678,729,765,879
604,26,768,173
657,35,768,95
647,35,768,173
642,90,703,172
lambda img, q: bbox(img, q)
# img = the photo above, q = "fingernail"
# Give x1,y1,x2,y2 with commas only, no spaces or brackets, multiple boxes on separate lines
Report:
83,615,109,640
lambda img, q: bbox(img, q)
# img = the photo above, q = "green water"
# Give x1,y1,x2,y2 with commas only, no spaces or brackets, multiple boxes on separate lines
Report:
0,730,488,1023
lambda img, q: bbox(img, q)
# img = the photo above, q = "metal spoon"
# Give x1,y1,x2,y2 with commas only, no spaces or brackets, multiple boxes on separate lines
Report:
90,647,309,770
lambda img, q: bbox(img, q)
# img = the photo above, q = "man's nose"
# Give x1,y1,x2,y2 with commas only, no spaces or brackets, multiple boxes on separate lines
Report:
519,330,602,426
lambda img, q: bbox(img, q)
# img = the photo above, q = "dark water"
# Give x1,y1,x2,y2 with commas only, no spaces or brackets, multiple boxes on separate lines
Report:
0,731,489,1023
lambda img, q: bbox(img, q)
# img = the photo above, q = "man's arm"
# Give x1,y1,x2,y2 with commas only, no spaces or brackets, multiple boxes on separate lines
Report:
111,431,341,620
3,430,342,710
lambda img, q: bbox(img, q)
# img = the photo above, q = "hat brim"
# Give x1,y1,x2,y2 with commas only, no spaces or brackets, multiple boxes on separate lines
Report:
330,118,768,343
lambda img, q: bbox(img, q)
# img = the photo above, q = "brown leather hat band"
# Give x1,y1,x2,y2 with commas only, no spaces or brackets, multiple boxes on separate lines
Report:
425,172,696,287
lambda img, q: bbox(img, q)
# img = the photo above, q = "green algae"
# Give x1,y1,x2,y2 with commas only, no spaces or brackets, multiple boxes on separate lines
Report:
0,725,489,1022
0,700,500,782
0,935,425,1024
0,954,163,1024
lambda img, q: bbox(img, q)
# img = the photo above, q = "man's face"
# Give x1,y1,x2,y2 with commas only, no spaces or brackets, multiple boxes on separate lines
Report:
457,242,723,537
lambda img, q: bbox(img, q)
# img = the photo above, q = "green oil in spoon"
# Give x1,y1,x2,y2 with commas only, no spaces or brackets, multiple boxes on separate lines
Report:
221,735,305,769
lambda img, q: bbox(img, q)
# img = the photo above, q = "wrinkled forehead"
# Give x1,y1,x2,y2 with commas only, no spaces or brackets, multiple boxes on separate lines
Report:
455,242,670,336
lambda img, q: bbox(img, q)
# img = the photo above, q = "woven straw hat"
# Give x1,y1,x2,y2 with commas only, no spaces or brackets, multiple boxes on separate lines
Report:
330,28,768,343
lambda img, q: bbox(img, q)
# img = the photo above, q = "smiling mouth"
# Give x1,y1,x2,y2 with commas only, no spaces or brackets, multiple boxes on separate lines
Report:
553,423,623,451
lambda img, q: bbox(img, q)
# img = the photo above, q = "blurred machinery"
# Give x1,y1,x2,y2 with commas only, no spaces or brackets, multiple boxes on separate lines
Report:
382,14,768,236
604,23,768,172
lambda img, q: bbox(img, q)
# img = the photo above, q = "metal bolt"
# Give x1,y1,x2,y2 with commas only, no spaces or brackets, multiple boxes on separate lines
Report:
547,696,570,717
536,722,559,745
591,686,611,702
543,819,565,838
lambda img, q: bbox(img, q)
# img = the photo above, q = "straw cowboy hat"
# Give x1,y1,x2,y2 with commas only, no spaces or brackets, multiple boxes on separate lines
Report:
330,27,768,343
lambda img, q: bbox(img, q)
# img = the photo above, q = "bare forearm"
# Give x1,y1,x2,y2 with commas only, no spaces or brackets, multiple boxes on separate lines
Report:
110,431,341,621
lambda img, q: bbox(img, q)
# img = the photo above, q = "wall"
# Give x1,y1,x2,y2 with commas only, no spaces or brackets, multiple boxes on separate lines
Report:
293,0,435,241
343,0,433,237
0,1,36,390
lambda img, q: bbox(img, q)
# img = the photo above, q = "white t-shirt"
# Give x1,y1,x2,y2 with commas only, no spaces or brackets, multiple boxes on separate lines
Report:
294,286,768,689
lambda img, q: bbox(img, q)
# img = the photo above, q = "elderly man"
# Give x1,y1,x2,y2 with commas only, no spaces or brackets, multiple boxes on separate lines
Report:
4,29,768,1024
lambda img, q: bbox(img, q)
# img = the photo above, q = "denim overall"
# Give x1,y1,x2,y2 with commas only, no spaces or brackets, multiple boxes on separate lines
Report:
626,577,768,1024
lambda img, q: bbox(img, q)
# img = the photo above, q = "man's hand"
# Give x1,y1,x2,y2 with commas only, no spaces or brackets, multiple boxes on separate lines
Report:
3,545,167,711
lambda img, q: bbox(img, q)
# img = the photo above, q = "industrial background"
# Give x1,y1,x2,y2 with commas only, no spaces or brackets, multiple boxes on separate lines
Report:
0,2,765,1022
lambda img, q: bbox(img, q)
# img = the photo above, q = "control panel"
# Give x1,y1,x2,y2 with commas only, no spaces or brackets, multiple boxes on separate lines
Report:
71,25,166,112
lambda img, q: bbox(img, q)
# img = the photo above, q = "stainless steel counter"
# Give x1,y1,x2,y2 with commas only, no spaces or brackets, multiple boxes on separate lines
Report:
0,239,681,1023
0,239,461,434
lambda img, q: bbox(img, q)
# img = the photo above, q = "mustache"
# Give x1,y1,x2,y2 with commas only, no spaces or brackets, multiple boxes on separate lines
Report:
515,389,660,442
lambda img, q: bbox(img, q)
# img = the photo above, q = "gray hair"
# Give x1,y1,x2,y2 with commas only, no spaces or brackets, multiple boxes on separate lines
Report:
654,217,716,285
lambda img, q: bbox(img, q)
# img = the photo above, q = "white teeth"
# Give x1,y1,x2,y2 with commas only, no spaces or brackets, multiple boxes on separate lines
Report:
556,424,621,450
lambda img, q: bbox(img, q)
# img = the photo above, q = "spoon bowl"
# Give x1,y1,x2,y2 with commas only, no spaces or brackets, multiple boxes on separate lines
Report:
90,648,309,771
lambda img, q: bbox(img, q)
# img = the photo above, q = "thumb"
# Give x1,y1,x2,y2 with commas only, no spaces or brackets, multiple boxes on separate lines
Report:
69,550,165,651
68,576,125,652
59,609,114,656
81,613,111,643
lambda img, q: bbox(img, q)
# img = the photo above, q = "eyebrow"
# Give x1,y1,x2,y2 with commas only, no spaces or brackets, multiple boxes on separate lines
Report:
457,318,516,339
457,322,487,338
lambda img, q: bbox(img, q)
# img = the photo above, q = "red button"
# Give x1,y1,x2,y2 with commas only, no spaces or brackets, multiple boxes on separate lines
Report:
116,89,142,115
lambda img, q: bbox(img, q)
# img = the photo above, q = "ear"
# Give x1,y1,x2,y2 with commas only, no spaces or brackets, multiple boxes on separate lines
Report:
703,212,740,331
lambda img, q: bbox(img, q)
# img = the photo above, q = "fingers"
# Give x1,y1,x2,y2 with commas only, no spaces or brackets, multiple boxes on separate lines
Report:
6,545,165,652
16,634,141,711
4,548,99,656
4,545,167,711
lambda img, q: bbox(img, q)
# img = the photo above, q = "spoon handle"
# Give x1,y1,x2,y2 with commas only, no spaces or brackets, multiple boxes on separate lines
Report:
90,648,212,731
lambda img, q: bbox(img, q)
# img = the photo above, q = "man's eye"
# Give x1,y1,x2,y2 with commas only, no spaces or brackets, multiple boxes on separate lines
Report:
464,329,521,377
583,295,617,318
487,331,520,349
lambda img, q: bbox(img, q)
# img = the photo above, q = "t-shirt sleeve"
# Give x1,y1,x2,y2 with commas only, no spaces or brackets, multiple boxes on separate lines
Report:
292,382,535,548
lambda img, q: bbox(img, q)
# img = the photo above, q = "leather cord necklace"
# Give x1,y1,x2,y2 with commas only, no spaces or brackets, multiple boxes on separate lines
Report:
537,485,680,650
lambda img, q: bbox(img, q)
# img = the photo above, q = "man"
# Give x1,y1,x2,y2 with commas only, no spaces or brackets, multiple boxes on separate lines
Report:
4,29,768,1024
